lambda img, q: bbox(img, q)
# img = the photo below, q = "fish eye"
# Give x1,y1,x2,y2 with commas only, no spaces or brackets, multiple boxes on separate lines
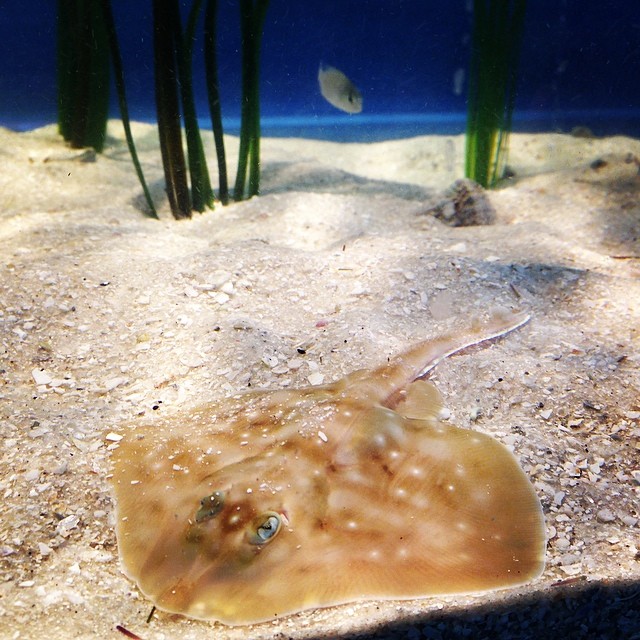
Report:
195,490,225,523
247,512,282,545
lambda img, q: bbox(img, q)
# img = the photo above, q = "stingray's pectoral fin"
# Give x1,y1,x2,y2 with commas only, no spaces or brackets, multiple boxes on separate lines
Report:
393,379,444,420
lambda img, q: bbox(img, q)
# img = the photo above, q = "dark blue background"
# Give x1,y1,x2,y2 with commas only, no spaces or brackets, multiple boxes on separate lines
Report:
1,1,639,140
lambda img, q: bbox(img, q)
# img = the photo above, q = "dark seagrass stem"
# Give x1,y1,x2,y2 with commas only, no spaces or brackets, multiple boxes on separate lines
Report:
57,0,110,152
152,0,191,219
204,0,229,205
234,0,269,201
100,0,158,218
178,0,214,212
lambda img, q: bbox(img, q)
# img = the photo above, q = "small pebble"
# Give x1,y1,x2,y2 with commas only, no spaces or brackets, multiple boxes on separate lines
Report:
589,461,603,475
502,434,517,447
31,369,52,386
65,590,85,605
177,314,193,327
103,377,127,392
559,552,581,566
184,285,199,298
596,508,616,523
262,355,279,368
208,271,232,288
57,515,80,537
212,292,230,304
180,355,204,368
307,372,324,386
220,281,234,294
559,563,582,576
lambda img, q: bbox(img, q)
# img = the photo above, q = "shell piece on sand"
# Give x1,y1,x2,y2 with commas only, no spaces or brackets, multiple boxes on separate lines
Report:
111,310,545,624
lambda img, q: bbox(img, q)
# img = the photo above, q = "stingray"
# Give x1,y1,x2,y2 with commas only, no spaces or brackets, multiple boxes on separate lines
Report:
111,310,545,624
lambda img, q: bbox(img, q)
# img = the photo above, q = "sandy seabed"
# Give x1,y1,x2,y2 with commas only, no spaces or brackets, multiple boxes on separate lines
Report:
0,122,638,639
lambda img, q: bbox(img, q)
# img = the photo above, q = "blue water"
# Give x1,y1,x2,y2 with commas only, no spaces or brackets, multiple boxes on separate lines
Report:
1,1,639,141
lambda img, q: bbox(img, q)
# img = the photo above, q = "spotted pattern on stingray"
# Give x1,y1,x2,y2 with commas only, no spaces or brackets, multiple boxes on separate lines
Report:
111,310,545,625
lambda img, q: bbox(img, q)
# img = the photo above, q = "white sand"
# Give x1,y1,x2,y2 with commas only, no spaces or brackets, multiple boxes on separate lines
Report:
0,122,638,638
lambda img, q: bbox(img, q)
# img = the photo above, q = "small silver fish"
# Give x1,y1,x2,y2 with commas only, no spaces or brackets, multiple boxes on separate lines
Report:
318,64,363,114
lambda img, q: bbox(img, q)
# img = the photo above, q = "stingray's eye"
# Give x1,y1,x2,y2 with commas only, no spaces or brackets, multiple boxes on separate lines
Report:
247,512,282,545
195,491,225,523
